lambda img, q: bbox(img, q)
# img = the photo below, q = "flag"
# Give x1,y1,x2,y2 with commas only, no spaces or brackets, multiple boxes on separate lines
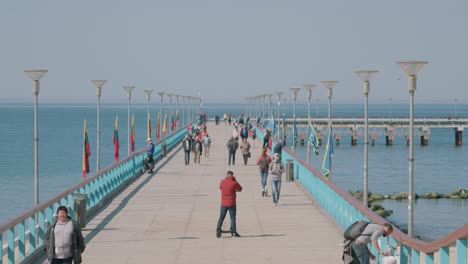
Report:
282,114,286,140
171,111,175,131
147,113,152,139
113,116,119,162
322,127,334,177
162,112,168,135
82,120,91,178
156,112,161,140
307,121,319,155
292,118,298,150
130,114,135,152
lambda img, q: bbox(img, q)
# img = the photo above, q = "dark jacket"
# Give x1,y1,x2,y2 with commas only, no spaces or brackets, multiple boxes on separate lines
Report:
227,138,239,152
45,217,85,263
220,175,243,206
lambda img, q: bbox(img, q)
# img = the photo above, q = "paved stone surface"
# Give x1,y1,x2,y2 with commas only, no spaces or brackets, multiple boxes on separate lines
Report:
42,122,344,263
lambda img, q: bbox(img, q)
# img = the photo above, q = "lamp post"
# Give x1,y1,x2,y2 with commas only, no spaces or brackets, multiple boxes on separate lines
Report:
355,71,379,208
186,96,192,125
290,87,301,152
167,93,173,132
144,89,154,139
157,92,165,137
267,94,273,118
91,80,107,172
321,81,338,180
304,83,316,164
25,69,48,206
397,60,428,238
454,98,458,118
123,85,135,156
276,91,283,140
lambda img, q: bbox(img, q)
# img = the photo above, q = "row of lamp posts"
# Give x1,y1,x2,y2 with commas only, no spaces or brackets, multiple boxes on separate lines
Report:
246,61,427,238
24,70,202,208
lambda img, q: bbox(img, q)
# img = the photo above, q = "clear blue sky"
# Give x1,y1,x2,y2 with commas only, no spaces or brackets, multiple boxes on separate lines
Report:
1,0,467,104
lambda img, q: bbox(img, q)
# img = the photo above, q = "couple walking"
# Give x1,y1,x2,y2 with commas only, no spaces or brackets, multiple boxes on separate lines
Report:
256,148,284,205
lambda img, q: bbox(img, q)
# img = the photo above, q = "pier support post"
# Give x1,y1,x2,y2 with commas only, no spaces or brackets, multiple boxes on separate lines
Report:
420,126,429,146
370,134,376,146
351,134,358,146
334,134,341,146
386,135,394,146
455,127,463,146
405,135,410,146
317,133,323,146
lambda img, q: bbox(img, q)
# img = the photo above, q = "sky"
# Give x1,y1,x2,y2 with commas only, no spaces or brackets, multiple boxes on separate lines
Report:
1,0,467,104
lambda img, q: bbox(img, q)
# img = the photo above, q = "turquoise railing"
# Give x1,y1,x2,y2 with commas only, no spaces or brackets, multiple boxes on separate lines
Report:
256,127,468,264
0,127,187,264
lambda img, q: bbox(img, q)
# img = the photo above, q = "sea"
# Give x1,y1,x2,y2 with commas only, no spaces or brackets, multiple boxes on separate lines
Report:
0,102,466,242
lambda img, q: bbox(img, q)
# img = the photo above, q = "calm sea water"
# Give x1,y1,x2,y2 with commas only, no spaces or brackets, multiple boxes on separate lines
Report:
0,102,466,241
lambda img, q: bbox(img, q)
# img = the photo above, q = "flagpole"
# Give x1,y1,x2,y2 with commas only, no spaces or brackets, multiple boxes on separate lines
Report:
144,89,154,139
123,86,135,156
304,84,316,164
321,81,337,180
175,95,180,129
276,92,283,141
157,92,165,137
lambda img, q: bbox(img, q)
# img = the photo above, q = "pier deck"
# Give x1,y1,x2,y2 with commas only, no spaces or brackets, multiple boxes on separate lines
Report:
38,123,343,263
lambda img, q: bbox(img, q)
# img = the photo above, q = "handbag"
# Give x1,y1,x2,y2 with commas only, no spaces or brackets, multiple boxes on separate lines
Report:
247,152,251,158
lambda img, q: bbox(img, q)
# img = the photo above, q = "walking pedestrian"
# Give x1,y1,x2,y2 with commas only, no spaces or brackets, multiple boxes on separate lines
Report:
269,153,284,205
240,140,251,165
193,137,202,165
202,133,212,158
263,129,271,148
256,148,272,197
45,206,85,264
226,136,239,166
216,170,243,238
182,135,192,165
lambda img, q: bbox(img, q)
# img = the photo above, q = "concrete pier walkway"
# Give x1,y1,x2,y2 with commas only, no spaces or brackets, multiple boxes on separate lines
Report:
42,123,344,263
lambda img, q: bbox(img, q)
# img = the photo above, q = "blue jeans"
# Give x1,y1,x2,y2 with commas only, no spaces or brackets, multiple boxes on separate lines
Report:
260,171,268,190
228,151,236,165
184,150,190,165
216,206,237,233
271,180,281,203
351,242,370,264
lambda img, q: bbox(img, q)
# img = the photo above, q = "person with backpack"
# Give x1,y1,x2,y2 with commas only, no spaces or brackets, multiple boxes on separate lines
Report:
269,153,284,205
226,136,239,165
344,222,394,264
240,125,249,143
256,148,272,197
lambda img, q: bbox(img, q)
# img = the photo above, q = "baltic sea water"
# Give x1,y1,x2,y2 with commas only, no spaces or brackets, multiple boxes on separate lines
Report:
0,102,466,241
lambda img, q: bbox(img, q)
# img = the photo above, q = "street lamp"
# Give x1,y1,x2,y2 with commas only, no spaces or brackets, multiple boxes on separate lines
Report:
167,93,173,132
304,83,316,164
91,80,107,172
355,70,379,208
290,87,301,152
123,85,135,156
321,80,338,180
144,89,154,139
397,60,428,238
267,94,273,119
276,91,283,140
25,69,48,206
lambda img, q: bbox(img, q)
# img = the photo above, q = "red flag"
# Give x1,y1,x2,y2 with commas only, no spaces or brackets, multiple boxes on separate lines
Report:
162,112,168,135
130,114,135,152
82,120,91,178
113,116,119,161
156,112,161,140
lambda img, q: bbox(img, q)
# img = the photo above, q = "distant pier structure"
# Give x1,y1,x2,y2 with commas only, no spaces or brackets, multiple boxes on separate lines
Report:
283,117,468,146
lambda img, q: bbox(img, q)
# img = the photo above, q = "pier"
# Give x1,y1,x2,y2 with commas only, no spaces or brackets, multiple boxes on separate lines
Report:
0,122,467,264
280,117,468,146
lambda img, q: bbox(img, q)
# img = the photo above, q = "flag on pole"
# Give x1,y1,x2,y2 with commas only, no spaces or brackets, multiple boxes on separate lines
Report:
162,112,168,135
292,118,298,150
322,127,334,177
147,113,152,139
281,114,286,141
113,116,119,162
175,111,179,127
130,114,135,152
155,112,161,140
171,111,175,131
307,121,319,155
82,120,91,178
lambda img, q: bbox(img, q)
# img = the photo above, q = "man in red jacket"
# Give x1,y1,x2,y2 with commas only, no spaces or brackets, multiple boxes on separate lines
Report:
216,170,243,238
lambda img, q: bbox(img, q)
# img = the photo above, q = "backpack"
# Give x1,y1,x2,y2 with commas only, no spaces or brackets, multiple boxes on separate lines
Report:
343,220,370,241
259,159,269,169
241,128,248,137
